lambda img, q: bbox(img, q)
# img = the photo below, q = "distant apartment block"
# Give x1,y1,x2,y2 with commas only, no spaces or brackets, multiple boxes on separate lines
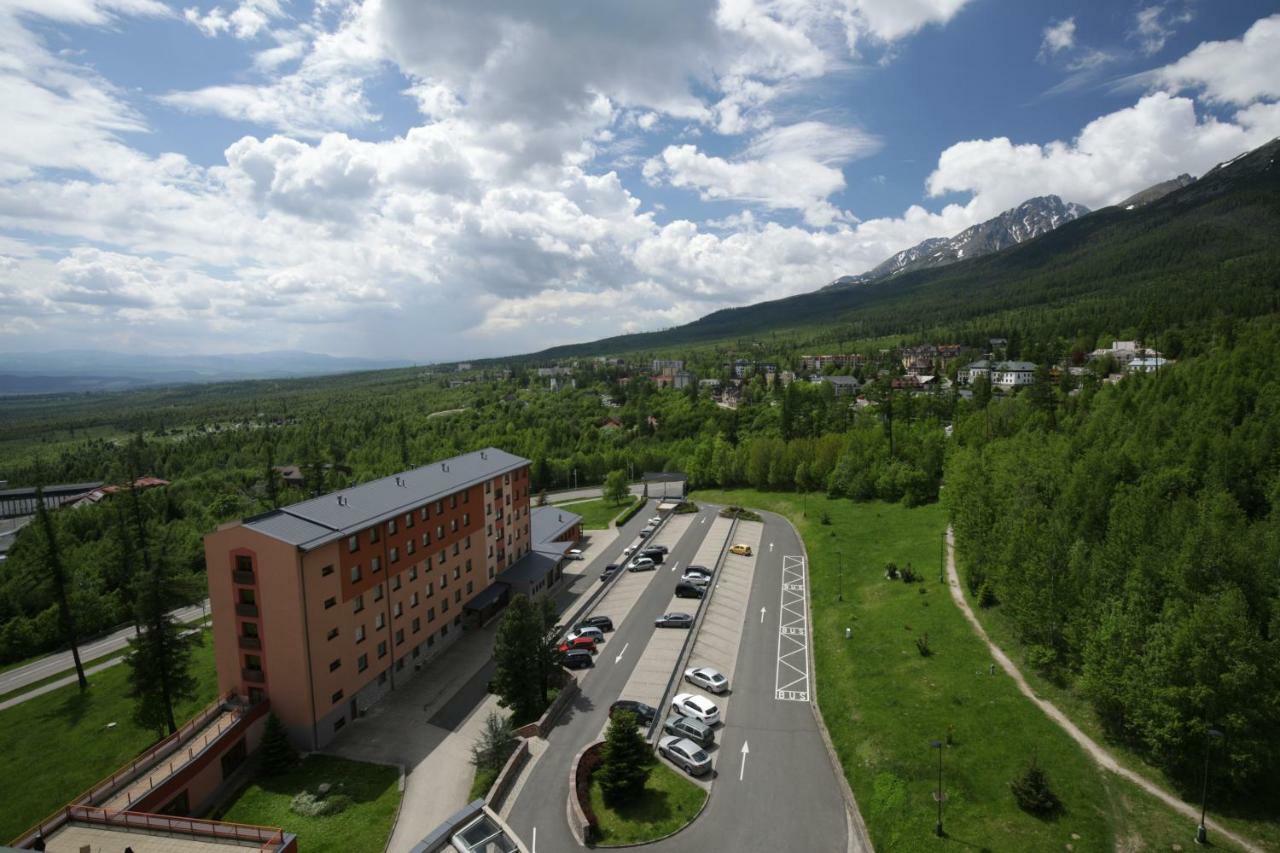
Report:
651,359,684,375
205,448,534,749
962,359,1037,389
800,354,863,373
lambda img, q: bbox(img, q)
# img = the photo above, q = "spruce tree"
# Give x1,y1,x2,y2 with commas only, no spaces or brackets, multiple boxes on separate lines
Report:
33,487,88,691
260,712,298,776
1010,757,1061,816
492,595,543,723
598,710,652,806
126,520,198,735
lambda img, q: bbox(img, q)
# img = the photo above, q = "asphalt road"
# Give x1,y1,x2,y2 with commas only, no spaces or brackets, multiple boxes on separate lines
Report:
0,600,209,695
504,510,849,852
543,483,646,504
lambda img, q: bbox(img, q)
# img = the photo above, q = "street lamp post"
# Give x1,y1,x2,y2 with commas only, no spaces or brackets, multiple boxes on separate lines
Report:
931,739,945,837
837,549,844,602
573,468,578,490
1196,727,1224,844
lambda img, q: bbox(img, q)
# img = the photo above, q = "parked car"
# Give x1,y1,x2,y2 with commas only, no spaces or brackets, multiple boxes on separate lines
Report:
680,572,711,587
641,547,666,562
578,615,614,632
622,544,638,558
566,626,604,644
601,564,621,582
684,564,713,578
684,666,728,694
671,692,721,726
729,543,753,556
663,714,715,748
628,557,656,572
648,517,662,526
609,700,657,726
674,582,704,599
646,544,670,555
639,526,655,538
558,636,596,654
658,736,712,776
562,649,594,669
655,612,694,628
567,548,584,560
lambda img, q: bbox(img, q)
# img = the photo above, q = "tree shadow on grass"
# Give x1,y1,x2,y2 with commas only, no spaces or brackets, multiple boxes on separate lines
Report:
43,685,94,729
607,787,676,825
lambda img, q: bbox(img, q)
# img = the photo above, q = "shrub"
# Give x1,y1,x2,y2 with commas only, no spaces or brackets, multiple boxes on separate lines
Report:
900,563,918,583
884,561,899,580
719,506,762,521
819,510,832,525
1010,758,1062,816
470,712,517,776
290,788,353,817
673,500,699,514
978,581,998,608
915,633,932,657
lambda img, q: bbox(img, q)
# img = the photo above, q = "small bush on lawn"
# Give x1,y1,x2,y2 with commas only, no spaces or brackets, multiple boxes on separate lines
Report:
915,633,932,657
290,787,353,817
900,563,918,583
1011,758,1062,817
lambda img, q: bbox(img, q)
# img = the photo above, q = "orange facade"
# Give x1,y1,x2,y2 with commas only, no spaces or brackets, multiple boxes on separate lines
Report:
205,453,532,748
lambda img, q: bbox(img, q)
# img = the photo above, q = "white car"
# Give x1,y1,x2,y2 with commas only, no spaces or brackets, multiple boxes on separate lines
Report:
684,666,728,694
566,627,604,644
567,548,584,560
671,692,721,726
658,736,712,776
648,516,662,525
679,572,711,588
622,544,638,558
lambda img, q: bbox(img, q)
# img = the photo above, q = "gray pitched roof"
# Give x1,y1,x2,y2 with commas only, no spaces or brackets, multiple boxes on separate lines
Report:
244,447,528,550
530,506,582,545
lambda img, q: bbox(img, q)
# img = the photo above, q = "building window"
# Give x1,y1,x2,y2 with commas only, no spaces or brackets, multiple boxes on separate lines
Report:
350,564,362,584
454,589,461,604
373,583,384,602
394,602,403,618
357,654,368,672
354,594,365,613
435,500,443,513
355,624,366,643
436,525,444,539
466,581,473,595
428,607,436,621
334,717,346,733
387,518,396,535
377,641,388,659
421,506,429,521
348,535,359,553
324,596,336,610
371,556,382,573
329,658,341,672
453,567,460,581
391,575,402,591
332,690,344,704
327,627,339,640
440,573,447,589
441,623,449,636
406,539,415,556
466,558,473,573
390,547,399,564
463,512,469,525
422,532,431,547
439,549,446,566
427,633,435,647
452,543,460,557
395,629,404,646
442,598,449,613
321,564,335,577
235,554,253,574
451,519,458,533
405,512,414,528
465,535,471,549
412,617,421,633
463,490,469,504
410,592,419,607
376,613,385,630
426,581,434,597
450,495,457,509
486,481,491,493
409,566,418,581
370,527,380,544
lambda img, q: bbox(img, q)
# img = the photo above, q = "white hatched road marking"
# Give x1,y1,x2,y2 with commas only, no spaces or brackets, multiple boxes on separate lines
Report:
774,554,810,702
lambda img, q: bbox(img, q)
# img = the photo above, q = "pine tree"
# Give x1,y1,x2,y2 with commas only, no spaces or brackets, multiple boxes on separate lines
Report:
125,520,198,735
260,712,298,776
598,710,652,806
470,712,517,774
492,595,544,723
1010,757,1061,816
33,487,88,691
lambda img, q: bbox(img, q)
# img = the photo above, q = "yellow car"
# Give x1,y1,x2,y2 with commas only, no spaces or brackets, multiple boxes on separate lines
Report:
729,544,753,557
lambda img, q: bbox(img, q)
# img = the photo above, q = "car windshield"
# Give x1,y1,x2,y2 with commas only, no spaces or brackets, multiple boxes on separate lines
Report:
691,748,708,761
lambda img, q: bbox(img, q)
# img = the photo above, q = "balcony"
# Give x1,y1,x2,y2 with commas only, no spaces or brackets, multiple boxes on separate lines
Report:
238,635,261,651
242,668,265,684
235,603,259,618
232,569,255,585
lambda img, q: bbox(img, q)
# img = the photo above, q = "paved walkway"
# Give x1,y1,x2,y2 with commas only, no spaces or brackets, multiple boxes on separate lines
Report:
944,527,1261,853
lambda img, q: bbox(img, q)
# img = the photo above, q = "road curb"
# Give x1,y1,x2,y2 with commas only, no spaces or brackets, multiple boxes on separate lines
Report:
782,509,875,853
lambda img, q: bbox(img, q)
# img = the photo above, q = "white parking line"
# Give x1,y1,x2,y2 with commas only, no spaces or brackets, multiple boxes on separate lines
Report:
775,555,810,702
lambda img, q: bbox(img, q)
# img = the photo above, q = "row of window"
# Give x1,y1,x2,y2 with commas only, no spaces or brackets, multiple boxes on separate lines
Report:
327,615,464,702
346,491,476,554
349,533,475,584
329,620,462,721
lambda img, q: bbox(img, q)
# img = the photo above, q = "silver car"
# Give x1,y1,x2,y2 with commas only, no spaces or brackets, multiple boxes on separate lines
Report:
663,714,715,748
679,572,711,588
659,735,712,776
684,666,728,694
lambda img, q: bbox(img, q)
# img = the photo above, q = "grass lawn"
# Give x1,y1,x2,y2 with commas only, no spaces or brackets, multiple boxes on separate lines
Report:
218,754,400,853
955,562,1280,851
0,629,218,843
693,489,1246,853
553,496,638,530
588,762,707,846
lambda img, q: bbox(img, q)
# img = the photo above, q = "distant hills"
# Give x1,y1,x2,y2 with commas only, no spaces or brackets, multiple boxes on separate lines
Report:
827,195,1090,289
1116,174,1194,210
0,350,414,395
525,136,1280,360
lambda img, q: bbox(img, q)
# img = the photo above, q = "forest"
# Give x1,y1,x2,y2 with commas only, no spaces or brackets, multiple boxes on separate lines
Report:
947,319,1280,807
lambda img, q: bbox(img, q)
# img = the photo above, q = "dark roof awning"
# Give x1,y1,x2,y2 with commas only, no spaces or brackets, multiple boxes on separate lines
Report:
464,581,510,612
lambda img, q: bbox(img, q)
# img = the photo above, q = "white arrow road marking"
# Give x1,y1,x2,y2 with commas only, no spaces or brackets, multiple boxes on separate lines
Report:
532,828,537,853
670,560,680,573
760,606,767,623
614,642,629,664
700,516,707,524
739,741,750,781
770,542,774,552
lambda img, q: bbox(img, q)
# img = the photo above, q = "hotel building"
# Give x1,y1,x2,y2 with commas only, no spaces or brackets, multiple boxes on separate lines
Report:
204,448,533,749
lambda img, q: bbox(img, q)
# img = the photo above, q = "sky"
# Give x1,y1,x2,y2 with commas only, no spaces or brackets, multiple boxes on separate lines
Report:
1,0,1278,362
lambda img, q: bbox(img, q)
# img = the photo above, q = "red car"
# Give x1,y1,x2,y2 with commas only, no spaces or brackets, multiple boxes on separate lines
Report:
559,636,597,654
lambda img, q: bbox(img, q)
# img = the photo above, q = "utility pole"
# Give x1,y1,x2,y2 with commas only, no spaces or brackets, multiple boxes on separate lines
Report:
931,739,945,837
1196,728,1223,844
